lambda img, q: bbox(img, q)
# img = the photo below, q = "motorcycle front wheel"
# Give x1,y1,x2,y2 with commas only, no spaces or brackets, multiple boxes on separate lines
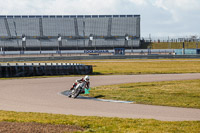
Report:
71,88,81,99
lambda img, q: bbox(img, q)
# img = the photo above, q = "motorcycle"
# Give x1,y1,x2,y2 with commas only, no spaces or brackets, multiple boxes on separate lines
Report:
68,81,90,98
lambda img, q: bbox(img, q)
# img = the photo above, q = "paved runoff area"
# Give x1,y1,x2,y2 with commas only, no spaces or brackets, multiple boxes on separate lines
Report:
0,73,200,121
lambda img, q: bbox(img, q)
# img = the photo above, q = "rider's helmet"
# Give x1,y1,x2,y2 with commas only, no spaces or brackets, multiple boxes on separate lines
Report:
84,75,89,81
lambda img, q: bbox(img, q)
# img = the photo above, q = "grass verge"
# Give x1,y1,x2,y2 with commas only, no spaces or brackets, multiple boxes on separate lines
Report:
4,59,200,75
83,59,200,75
150,42,200,49
0,110,200,133
84,79,200,109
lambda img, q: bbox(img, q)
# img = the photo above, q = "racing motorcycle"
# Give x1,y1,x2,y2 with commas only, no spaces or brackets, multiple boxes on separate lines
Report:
68,81,89,98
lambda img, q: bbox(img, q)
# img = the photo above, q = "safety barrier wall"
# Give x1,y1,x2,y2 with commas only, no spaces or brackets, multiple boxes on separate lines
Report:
174,49,197,55
0,63,93,78
1,49,200,55
0,55,200,62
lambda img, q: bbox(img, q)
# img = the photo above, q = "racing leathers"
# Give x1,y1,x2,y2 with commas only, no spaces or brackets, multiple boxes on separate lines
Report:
70,77,90,94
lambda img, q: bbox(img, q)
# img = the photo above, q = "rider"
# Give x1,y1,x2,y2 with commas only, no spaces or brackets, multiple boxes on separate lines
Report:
69,75,90,96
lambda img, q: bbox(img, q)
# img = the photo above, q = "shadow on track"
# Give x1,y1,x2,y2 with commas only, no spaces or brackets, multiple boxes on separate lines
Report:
61,90,134,103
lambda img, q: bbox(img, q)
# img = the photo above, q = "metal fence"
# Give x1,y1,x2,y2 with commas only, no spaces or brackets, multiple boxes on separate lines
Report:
142,36,200,43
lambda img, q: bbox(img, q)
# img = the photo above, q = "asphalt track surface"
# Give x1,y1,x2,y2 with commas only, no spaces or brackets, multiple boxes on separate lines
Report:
0,73,200,121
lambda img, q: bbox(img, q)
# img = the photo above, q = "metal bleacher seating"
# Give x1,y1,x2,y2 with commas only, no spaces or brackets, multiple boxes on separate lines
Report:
7,18,40,36
84,18,108,36
0,15,140,49
111,17,137,36
26,39,40,47
42,18,75,36
0,19,7,36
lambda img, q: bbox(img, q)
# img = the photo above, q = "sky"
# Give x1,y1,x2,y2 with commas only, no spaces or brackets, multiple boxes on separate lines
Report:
0,0,199,38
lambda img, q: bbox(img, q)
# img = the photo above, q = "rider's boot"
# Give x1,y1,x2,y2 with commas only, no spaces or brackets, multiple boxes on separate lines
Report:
70,83,77,90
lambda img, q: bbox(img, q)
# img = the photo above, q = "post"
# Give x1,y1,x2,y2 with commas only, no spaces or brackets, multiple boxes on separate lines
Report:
3,41,5,55
131,39,133,54
168,36,171,49
182,42,185,55
148,46,151,55
40,40,41,54
149,34,151,43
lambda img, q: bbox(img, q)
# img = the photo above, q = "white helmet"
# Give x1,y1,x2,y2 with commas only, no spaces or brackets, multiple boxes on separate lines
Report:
84,75,89,81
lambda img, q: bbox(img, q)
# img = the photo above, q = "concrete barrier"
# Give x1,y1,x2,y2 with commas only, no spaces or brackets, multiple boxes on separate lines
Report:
0,63,93,78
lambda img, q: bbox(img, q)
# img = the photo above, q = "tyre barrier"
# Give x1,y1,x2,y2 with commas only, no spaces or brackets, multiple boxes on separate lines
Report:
0,63,93,78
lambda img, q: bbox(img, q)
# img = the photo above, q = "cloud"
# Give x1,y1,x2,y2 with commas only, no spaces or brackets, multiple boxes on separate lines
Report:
128,0,147,6
44,0,118,14
0,0,121,15
0,0,199,37
153,0,200,11
153,0,200,22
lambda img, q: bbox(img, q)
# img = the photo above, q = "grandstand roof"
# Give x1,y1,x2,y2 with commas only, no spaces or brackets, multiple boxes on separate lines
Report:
0,15,140,19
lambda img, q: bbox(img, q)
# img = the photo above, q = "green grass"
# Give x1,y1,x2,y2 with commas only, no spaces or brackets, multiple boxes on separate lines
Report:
1,59,200,132
82,59,200,75
85,79,200,109
142,42,200,49
22,59,200,75
0,110,200,133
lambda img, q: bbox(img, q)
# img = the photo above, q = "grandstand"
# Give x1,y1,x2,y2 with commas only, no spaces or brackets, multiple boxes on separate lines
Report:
0,15,140,51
